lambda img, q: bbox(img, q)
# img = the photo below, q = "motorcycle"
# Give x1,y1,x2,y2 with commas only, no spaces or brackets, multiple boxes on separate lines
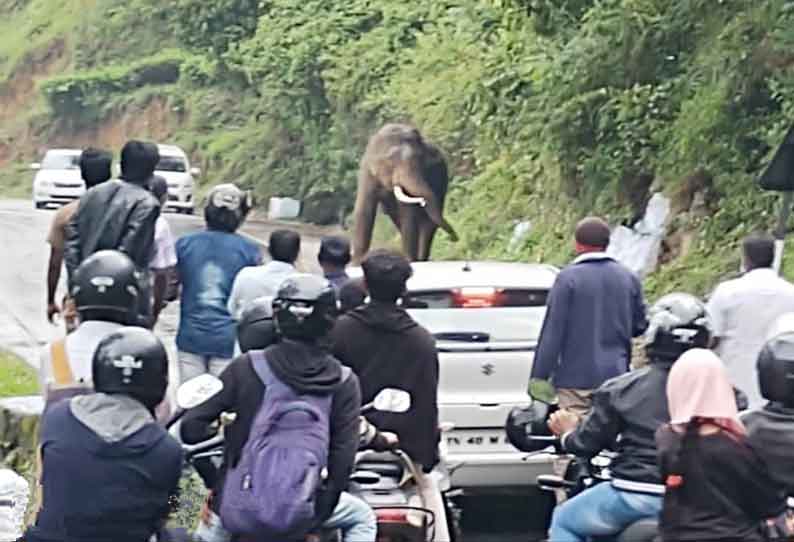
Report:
172,380,451,542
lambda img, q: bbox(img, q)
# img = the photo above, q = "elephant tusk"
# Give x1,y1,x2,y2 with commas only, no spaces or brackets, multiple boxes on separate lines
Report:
393,185,427,207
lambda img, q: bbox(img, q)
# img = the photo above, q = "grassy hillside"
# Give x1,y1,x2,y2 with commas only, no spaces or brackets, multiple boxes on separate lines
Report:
2,0,794,295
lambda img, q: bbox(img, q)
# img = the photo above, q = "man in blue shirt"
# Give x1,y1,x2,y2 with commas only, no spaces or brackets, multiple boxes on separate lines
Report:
175,183,261,383
531,217,648,416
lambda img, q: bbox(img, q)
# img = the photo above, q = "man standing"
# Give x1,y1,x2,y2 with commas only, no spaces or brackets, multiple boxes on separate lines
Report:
318,235,352,291
175,183,260,382
46,148,112,331
330,249,449,541
227,229,300,321
65,140,162,326
148,176,177,327
530,217,647,416
707,232,794,407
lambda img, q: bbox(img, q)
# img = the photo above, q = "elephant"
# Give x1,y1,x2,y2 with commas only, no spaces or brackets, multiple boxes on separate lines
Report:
351,123,458,263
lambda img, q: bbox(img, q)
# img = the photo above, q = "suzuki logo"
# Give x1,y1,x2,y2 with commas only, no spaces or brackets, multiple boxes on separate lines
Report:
481,363,495,376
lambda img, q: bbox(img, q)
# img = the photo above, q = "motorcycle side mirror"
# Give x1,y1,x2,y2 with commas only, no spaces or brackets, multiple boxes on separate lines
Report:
372,388,411,413
176,374,224,410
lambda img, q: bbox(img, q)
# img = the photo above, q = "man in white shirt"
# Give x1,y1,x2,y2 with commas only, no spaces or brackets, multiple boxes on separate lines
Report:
40,251,141,406
149,176,178,327
227,229,301,321
707,232,794,407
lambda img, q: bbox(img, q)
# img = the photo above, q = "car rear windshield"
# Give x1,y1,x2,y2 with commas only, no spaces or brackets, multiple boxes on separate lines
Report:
404,288,548,343
42,154,80,170
156,155,187,172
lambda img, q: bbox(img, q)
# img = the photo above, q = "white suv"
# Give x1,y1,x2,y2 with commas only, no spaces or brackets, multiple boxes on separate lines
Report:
351,260,559,494
32,149,85,208
155,144,199,214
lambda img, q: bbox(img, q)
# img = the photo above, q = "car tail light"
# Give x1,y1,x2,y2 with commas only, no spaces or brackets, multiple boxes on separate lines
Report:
452,287,503,308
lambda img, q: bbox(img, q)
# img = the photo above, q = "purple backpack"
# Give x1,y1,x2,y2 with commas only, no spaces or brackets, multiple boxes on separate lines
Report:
220,351,334,539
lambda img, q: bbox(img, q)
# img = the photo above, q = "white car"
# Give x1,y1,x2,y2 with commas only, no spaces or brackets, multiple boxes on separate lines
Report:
351,260,559,494
155,144,200,214
31,149,85,208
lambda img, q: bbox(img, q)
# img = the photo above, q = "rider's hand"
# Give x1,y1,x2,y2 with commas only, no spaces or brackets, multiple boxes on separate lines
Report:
382,431,399,449
47,302,61,323
548,410,580,436
199,491,213,525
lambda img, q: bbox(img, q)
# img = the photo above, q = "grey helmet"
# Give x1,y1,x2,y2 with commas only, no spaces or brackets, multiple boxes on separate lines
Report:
204,183,252,232
644,293,712,362
757,313,794,406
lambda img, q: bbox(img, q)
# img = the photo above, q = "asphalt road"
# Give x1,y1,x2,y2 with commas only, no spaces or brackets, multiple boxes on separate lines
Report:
0,198,544,541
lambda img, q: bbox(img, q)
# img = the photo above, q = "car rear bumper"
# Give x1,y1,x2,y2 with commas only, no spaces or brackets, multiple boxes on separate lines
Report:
166,190,193,210
447,451,554,494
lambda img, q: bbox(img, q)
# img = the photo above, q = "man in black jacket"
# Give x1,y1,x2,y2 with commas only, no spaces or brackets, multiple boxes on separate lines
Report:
182,274,372,542
330,249,448,541
545,293,712,542
65,140,161,326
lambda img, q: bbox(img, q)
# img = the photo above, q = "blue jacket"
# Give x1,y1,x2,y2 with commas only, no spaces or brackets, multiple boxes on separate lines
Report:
531,253,647,389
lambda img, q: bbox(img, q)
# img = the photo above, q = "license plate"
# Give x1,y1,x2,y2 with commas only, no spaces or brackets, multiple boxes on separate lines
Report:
445,429,510,453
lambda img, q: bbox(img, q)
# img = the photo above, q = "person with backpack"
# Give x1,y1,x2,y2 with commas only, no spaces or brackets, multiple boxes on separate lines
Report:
181,274,374,542
26,327,182,542
39,250,141,407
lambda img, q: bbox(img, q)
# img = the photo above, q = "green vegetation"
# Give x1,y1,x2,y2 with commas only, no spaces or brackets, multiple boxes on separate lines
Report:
2,0,794,294
0,351,38,398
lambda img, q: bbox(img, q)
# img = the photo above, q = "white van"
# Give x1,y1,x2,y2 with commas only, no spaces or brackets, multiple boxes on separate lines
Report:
155,144,200,214
31,149,85,209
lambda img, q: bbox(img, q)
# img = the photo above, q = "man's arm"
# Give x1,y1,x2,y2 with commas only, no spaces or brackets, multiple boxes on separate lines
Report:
151,269,171,326
46,246,64,322
227,272,247,321
551,386,621,457
63,204,83,289
181,366,238,444
631,274,648,337
530,276,572,381
319,373,361,521
118,199,160,269
705,285,727,351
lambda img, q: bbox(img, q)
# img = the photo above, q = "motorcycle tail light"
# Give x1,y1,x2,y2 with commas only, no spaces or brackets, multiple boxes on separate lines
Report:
376,508,409,523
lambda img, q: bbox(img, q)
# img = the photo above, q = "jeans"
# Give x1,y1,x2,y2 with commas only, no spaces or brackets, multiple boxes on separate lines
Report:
193,492,375,542
549,482,662,542
323,492,377,542
178,351,232,384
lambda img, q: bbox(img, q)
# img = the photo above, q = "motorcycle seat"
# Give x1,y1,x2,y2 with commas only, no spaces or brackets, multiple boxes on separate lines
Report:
355,461,404,479
616,518,659,542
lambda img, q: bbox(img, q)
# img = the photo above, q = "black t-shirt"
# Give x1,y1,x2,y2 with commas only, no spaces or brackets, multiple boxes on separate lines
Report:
656,425,785,542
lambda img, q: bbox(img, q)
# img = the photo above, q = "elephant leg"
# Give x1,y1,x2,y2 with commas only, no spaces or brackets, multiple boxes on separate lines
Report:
399,205,420,261
417,215,438,261
351,169,380,264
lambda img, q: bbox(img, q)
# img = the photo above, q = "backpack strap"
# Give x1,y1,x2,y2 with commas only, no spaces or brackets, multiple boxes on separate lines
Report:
249,349,276,387
50,339,74,386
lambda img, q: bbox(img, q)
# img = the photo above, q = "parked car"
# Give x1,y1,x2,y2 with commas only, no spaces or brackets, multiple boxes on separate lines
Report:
350,260,559,494
31,149,84,209
155,144,200,214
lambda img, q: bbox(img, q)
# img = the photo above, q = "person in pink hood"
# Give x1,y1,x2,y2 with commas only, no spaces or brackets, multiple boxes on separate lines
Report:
656,348,784,541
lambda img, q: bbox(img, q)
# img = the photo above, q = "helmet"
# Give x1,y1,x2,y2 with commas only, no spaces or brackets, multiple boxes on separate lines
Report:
272,274,338,342
71,250,140,324
204,183,252,233
237,296,278,353
757,313,794,406
505,401,556,453
644,293,712,362
92,327,168,410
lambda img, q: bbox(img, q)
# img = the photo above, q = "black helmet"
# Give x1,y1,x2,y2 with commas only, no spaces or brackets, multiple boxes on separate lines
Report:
273,274,338,342
237,296,278,353
757,313,794,406
204,183,252,233
644,292,712,362
92,327,168,410
505,401,557,453
71,250,140,324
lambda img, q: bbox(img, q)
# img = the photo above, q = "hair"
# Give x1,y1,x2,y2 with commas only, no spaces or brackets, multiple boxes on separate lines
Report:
575,216,611,248
80,147,113,188
120,140,160,184
149,175,168,202
268,230,301,263
339,278,367,313
318,236,352,267
742,232,775,270
362,249,413,303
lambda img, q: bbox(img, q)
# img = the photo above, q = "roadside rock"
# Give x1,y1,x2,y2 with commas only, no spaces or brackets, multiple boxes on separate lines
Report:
0,397,42,473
